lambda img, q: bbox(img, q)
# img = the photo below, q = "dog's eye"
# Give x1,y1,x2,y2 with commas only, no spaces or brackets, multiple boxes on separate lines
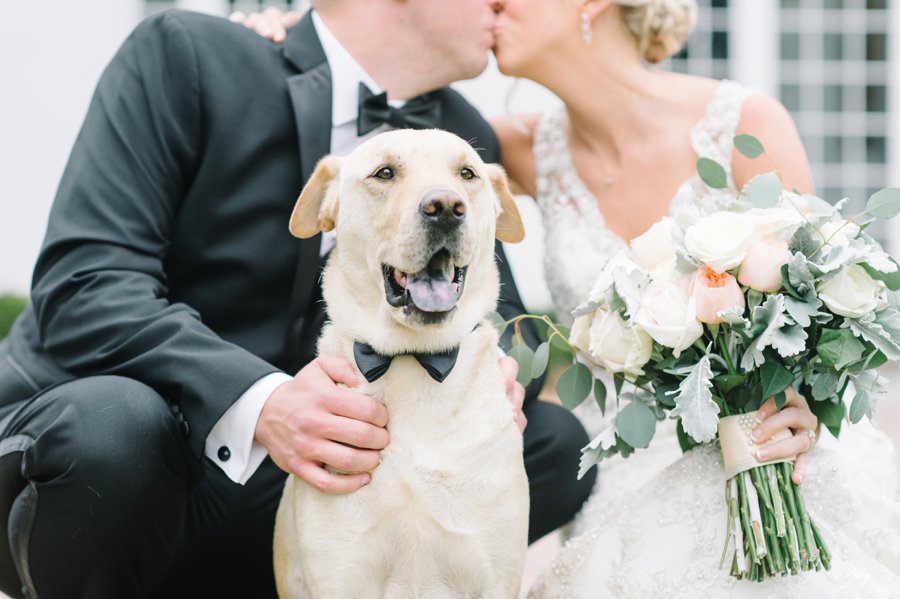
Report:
460,167,477,180
373,167,395,180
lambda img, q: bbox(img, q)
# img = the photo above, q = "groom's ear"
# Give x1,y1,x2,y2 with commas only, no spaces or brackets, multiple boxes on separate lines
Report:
289,155,342,238
486,163,525,244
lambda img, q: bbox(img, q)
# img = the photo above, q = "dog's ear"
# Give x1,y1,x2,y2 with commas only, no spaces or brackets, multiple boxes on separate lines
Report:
289,155,342,238
486,164,525,243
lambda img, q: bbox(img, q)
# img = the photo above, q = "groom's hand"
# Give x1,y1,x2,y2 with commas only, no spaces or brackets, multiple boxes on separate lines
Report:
255,356,389,494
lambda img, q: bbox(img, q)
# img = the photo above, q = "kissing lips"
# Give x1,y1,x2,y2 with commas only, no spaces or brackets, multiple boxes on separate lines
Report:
383,249,467,314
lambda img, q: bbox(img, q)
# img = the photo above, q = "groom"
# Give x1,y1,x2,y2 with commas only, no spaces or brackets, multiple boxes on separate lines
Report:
0,1,595,597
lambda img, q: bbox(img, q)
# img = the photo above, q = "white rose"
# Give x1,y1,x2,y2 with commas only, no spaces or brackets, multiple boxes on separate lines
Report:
569,313,592,353
631,219,676,272
587,310,653,377
648,257,686,286
816,220,860,252
684,212,755,273
745,206,805,241
634,280,703,356
818,264,882,318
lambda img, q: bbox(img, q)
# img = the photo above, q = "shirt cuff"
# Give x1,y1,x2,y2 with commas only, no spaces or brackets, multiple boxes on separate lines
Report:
205,372,293,484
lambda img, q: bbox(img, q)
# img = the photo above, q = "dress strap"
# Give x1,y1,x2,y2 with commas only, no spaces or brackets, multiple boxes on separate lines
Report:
690,80,756,190
531,107,568,198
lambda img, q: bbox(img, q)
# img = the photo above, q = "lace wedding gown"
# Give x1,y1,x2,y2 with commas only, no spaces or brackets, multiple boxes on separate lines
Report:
527,80,900,598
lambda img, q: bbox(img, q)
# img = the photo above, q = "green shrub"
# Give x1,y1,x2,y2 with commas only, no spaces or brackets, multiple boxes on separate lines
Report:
0,295,27,340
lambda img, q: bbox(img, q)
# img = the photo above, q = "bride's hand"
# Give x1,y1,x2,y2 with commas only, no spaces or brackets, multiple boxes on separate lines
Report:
751,387,819,485
229,6,301,43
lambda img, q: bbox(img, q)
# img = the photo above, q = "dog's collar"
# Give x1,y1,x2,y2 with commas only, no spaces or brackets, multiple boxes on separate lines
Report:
353,341,460,383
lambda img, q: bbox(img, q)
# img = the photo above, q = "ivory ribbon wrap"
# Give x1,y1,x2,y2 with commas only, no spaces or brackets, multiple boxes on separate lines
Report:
718,411,794,480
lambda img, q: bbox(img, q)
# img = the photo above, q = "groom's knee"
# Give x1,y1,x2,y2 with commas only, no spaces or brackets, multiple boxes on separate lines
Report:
0,376,197,597
522,400,596,543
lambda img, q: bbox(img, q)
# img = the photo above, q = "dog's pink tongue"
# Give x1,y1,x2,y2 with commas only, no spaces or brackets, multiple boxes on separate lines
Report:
406,276,457,312
406,252,458,312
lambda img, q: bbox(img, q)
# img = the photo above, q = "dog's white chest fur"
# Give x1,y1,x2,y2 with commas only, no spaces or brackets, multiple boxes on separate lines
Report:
274,325,529,599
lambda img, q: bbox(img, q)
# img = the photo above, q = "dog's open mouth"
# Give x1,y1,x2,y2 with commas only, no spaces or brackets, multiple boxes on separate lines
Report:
383,249,467,314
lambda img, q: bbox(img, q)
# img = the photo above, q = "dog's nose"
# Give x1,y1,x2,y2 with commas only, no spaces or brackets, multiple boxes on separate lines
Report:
420,190,466,230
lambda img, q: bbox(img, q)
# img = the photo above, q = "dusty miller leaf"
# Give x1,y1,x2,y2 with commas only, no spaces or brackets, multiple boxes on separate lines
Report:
668,355,720,444
740,294,789,370
847,309,900,361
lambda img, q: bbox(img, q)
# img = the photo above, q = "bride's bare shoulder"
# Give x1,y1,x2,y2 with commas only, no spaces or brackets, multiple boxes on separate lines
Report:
489,113,542,198
733,94,815,194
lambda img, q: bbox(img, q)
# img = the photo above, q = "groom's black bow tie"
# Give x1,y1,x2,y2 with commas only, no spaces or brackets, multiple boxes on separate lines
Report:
353,341,459,383
357,83,442,136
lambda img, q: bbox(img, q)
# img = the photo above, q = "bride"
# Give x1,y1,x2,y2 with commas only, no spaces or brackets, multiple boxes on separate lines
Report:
238,1,900,596
487,1,900,597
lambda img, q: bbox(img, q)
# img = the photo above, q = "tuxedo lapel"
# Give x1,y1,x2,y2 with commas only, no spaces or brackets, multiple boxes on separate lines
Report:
280,12,333,372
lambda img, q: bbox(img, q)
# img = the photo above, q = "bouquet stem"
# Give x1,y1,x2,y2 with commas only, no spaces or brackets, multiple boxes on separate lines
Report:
723,460,830,580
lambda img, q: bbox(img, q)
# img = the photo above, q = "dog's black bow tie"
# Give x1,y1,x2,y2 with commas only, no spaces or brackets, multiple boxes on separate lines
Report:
353,341,459,383
357,83,442,136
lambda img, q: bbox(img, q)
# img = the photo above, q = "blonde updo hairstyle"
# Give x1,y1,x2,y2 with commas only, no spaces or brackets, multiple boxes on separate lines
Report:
614,0,698,64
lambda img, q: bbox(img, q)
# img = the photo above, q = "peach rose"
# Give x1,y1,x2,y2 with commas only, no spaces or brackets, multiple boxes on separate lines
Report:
691,265,746,324
737,239,792,293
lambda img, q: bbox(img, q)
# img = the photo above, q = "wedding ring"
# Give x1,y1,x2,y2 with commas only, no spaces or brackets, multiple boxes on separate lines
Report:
806,429,816,442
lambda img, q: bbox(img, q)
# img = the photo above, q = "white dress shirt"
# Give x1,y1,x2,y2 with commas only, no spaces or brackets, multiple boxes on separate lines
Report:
205,11,402,484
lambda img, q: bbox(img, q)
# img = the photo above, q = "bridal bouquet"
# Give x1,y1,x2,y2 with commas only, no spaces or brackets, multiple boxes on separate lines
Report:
502,134,900,581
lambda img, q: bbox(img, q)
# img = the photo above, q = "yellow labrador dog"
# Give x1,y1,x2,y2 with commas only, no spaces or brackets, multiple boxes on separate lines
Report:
273,129,530,599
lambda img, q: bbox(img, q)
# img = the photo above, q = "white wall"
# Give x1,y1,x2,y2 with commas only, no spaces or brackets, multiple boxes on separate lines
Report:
0,3,558,312
0,0,143,294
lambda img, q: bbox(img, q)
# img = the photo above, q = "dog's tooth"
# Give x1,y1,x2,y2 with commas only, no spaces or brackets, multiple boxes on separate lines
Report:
394,269,407,289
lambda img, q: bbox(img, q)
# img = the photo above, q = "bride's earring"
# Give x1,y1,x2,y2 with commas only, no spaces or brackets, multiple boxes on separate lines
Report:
581,11,593,45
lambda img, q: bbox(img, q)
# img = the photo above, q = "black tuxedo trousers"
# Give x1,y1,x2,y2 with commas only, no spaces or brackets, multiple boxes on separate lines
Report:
0,10,594,598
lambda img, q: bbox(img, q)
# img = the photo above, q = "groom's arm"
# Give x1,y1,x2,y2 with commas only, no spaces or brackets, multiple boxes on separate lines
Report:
30,12,279,458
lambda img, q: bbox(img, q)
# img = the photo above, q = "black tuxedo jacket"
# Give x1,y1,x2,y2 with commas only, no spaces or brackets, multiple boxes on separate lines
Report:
0,10,541,458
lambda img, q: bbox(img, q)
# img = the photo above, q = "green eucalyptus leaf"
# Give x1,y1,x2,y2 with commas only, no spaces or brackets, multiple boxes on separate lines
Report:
849,389,869,424
488,311,509,337
697,157,728,189
594,380,608,415
734,134,765,158
615,399,657,449
614,373,625,397
549,324,572,351
508,343,534,387
531,342,550,379
748,172,783,208
865,188,900,219
811,371,839,401
556,363,593,411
